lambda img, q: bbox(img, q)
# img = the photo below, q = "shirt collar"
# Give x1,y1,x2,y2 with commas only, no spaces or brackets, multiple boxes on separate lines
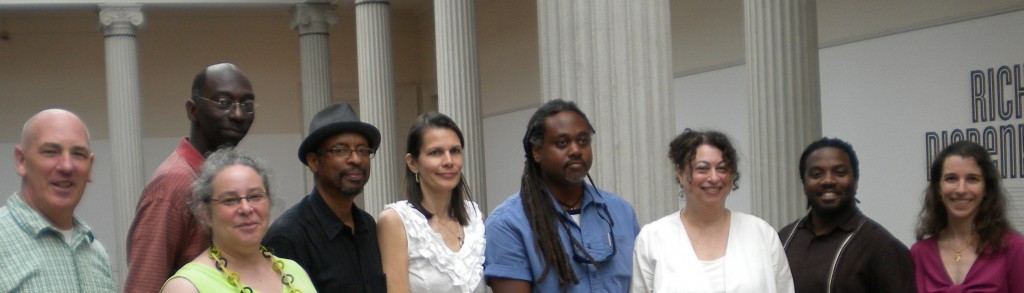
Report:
308,188,368,240
798,206,863,234
547,183,607,216
6,192,95,244
178,137,205,173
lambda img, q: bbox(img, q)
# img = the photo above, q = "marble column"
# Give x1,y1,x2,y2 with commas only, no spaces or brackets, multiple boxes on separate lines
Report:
99,4,145,287
292,3,338,135
744,0,822,228
536,0,676,225
355,0,401,215
434,0,487,213
292,3,338,193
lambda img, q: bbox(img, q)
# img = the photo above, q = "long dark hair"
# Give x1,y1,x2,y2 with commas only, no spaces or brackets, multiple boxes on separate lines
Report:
520,99,595,289
916,140,1014,254
404,112,470,226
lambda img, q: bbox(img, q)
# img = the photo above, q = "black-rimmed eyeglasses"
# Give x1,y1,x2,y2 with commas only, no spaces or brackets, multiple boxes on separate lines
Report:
321,146,377,159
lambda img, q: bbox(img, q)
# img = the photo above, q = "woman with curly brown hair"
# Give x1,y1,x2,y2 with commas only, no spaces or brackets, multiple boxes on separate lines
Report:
912,140,1024,292
630,129,793,293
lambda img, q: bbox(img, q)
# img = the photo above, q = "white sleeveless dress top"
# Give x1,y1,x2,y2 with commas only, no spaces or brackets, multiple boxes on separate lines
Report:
385,200,485,293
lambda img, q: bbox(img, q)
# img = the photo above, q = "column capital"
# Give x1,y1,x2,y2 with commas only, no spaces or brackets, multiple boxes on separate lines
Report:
291,3,338,35
99,4,144,36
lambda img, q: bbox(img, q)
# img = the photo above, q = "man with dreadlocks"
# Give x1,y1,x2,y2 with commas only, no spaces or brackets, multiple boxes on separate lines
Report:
484,99,640,293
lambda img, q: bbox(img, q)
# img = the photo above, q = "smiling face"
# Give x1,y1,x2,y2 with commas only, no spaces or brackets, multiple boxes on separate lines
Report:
680,144,732,207
208,164,270,249
15,110,94,228
188,67,255,151
308,132,372,198
802,147,858,215
939,155,985,223
532,111,594,188
407,128,463,196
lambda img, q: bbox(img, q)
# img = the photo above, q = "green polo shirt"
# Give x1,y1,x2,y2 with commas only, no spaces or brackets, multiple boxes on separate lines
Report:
0,192,115,292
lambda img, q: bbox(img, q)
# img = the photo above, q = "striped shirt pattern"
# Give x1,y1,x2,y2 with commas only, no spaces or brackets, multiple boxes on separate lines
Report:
124,138,208,293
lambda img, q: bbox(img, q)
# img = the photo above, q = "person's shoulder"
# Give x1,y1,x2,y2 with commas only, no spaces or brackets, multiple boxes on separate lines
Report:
909,236,936,253
779,217,801,234
266,198,313,237
730,211,778,234
1003,231,1024,248
642,211,681,232
485,193,529,230
858,215,908,248
160,276,199,293
488,193,524,218
731,211,767,225
592,187,636,214
377,208,404,227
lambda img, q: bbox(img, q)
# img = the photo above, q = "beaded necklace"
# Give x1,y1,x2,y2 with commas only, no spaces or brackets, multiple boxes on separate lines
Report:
209,245,301,293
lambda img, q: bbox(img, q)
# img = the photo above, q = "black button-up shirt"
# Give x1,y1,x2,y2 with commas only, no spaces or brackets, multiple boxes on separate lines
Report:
263,189,386,293
779,208,915,293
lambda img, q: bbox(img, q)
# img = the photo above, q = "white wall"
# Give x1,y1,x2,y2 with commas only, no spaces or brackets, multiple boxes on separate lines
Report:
673,9,1024,245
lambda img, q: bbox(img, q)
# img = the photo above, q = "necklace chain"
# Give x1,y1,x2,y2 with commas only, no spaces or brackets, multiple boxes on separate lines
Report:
948,233,973,263
556,195,583,211
436,216,464,247
425,205,465,247
209,244,301,293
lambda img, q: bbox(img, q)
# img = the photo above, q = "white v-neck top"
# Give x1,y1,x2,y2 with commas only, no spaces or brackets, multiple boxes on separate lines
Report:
630,211,794,293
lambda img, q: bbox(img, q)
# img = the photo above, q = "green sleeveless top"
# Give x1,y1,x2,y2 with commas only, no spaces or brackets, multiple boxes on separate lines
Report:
165,257,317,292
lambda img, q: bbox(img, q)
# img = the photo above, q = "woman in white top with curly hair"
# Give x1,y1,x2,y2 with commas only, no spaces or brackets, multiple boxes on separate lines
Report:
378,112,484,293
631,129,793,293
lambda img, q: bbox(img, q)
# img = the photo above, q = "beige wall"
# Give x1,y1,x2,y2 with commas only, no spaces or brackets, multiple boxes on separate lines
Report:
4,1,1024,141
477,0,540,115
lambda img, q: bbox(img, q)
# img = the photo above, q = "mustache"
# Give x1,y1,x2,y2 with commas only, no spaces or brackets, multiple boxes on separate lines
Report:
564,159,587,168
339,166,367,177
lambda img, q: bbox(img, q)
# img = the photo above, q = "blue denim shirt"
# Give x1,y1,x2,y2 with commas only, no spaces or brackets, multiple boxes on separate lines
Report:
484,184,640,293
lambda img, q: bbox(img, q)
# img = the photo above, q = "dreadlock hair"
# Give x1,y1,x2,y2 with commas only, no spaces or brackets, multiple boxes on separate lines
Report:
404,111,471,226
916,140,1016,254
520,99,595,290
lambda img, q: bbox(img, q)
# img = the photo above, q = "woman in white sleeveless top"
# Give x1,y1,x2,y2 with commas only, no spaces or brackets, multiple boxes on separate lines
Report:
378,112,485,293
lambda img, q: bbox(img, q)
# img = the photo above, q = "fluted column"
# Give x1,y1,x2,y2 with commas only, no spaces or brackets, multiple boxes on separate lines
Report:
99,4,145,287
292,3,338,135
537,0,675,225
744,0,822,228
355,0,400,215
434,0,487,213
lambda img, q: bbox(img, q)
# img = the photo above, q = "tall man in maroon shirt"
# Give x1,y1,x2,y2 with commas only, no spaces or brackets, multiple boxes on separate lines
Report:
124,63,256,292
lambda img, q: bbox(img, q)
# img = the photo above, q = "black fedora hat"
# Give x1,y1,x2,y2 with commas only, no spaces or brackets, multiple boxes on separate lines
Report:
298,102,381,165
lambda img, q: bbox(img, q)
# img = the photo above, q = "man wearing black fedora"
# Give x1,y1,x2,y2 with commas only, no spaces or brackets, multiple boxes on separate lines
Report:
263,102,386,293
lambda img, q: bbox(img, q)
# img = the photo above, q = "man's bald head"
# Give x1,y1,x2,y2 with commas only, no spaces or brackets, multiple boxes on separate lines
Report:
191,63,247,100
15,108,94,230
21,109,91,148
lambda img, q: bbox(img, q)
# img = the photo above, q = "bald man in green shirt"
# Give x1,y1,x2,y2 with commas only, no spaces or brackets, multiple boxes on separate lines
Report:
0,109,115,292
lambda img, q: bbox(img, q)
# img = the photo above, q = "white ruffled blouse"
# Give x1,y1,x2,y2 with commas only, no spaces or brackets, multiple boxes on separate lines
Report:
385,200,485,293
